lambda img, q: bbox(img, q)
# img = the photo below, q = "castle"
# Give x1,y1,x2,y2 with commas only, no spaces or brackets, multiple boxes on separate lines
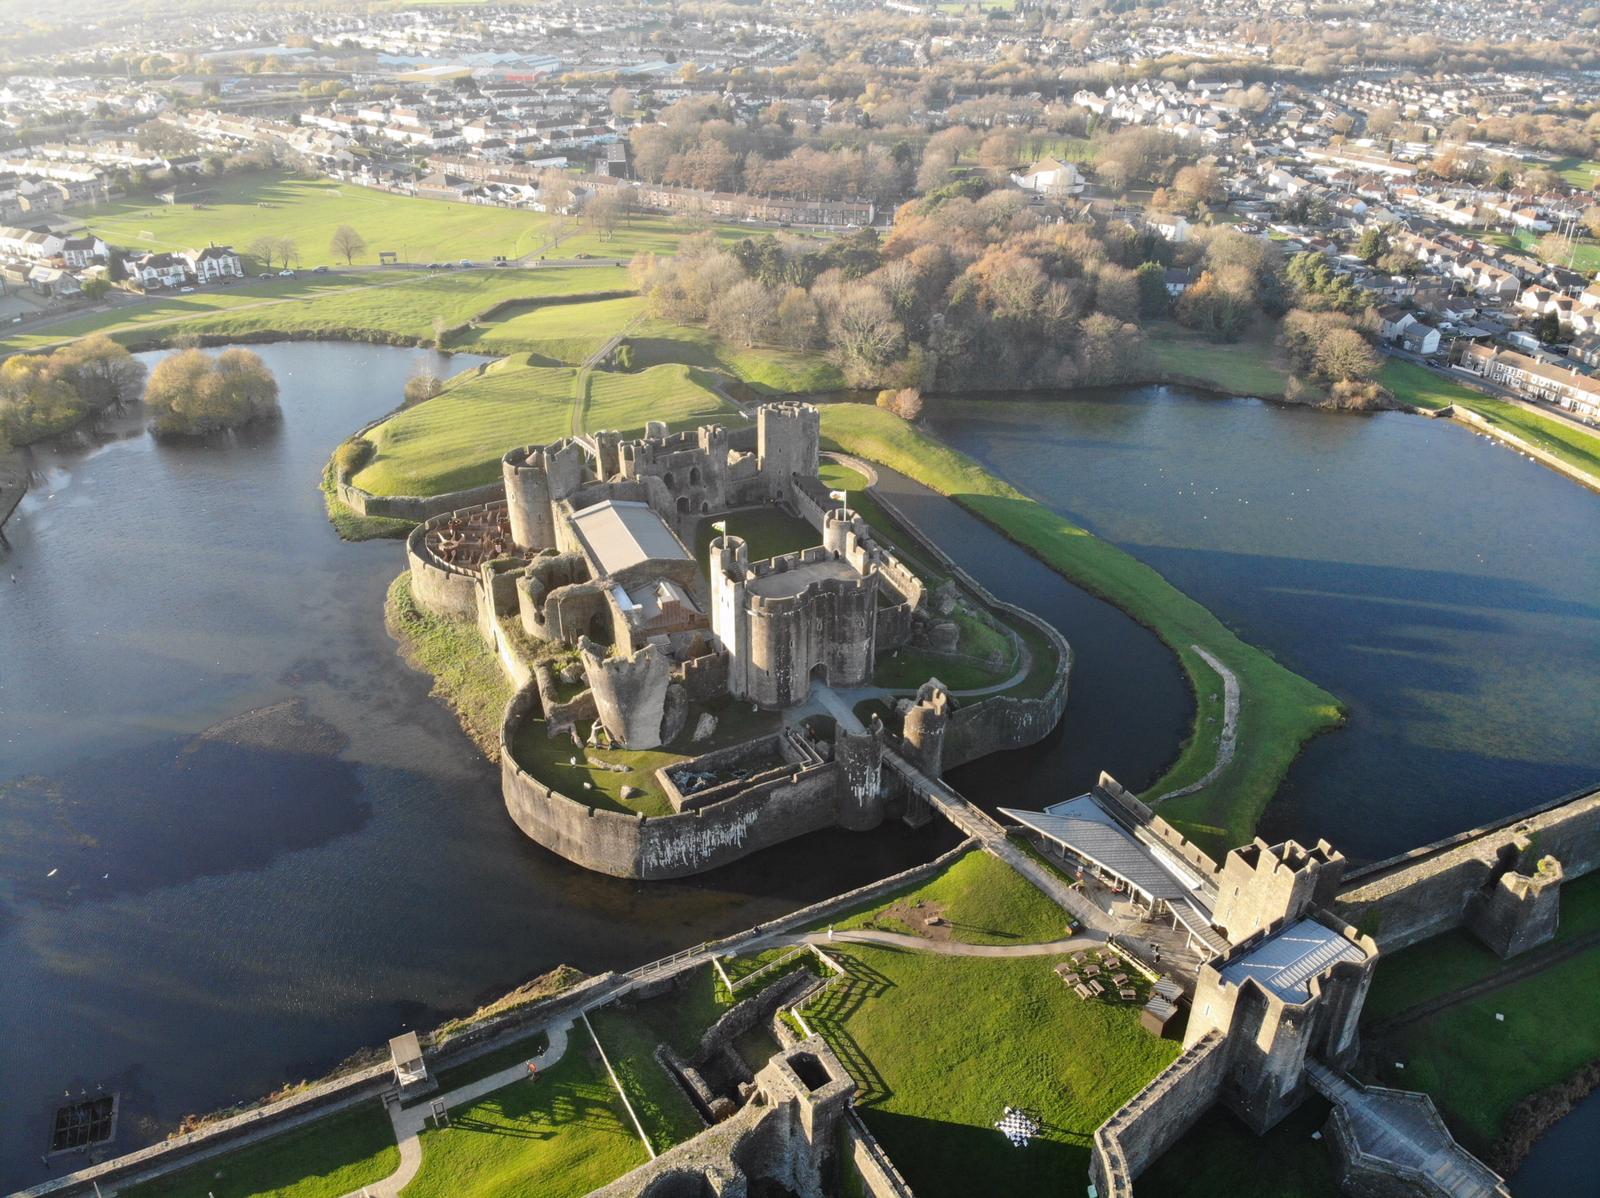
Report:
403,401,1071,878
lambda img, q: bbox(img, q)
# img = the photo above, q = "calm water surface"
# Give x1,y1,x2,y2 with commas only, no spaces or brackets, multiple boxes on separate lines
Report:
0,344,980,1187
927,387,1600,861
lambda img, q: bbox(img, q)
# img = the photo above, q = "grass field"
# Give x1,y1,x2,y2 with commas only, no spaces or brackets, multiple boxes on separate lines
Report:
453,294,645,362
1485,224,1600,272
386,573,512,757
1366,946,1600,1152
352,357,737,497
629,319,848,394
77,170,775,270
1362,870,1600,1023
819,404,1344,857
587,966,734,1153
825,848,1076,945
122,1102,398,1198
1379,359,1600,487
402,1037,647,1198
1,265,636,357
803,945,1177,1198
1144,319,1292,398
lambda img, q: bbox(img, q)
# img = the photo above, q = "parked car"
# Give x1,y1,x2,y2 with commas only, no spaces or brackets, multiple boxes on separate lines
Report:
313,265,328,274
459,259,474,267
179,286,195,293
278,269,296,277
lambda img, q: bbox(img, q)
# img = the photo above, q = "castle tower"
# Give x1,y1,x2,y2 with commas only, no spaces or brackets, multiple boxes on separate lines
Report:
503,440,585,552
902,681,951,777
757,402,820,503
835,720,886,831
1470,855,1564,959
592,429,622,480
710,535,752,697
1212,839,1346,945
580,636,673,749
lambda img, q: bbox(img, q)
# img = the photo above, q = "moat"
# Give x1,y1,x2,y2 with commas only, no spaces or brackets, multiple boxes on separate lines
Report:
1,348,1596,1188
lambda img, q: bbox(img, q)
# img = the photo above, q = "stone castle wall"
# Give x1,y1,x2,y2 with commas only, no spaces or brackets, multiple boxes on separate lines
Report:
405,506,493,620
1334,784,1600,950
499,687,846,880
338,474,504,523
1089,1031,1231,1198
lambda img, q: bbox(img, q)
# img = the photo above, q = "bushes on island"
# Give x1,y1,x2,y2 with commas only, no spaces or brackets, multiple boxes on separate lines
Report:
0,334,147,445
144,347,280,436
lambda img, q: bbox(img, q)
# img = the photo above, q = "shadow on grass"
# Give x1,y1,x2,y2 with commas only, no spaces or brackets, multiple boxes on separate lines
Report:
801,949,896,1103
858,1108,1089,1198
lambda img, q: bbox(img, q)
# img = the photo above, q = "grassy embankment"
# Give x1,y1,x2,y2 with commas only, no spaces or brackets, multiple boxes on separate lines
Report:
1143,318,1293,398
386,572,513,757
1380,359,1600,487
402,1035,648,1198
819,404,1344,857
120,1102,398,1198
796,851,1178,1198
587,965,736,1153
349,355,738,497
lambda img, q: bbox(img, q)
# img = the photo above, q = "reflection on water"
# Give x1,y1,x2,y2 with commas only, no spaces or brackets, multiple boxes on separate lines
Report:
927,386,1600,860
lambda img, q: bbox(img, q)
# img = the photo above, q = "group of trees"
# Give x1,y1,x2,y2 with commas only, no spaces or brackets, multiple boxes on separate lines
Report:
143,347,280,436
247,235,300,271
1173,229,1286,341
0,335,146,447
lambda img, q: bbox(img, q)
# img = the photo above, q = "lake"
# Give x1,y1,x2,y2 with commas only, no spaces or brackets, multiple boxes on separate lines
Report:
926,387,1600,862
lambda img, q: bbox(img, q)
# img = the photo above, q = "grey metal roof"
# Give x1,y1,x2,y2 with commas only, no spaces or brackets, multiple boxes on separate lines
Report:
569,499,688,576
1001,796,1209,908
1219,918,1365,1003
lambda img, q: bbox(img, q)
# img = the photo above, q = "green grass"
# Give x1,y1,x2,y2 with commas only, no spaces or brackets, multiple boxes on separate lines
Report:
1484,224,1600,272
1363,870,1600,1023
122,1102,398,1198
352,356,739,498
509,698,780,816
583,363,739,435
827,848,1076,946
1367,946,1600,1152
802,946,1178,1198
386,572,512,756
692,505,820,569
319,460,414,541
401,1038,647,1198
1144,320,1291,397
453,294,646,362
587,966,733,1152
355,355,576,495
1379,360,1600,487
1135,1097,1340,1198
819,404,1344,858
78,170,776,272
629,319,848,394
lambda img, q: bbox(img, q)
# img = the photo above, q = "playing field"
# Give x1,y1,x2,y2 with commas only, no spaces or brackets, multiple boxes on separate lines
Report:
454,294,647,362
76,170,790,270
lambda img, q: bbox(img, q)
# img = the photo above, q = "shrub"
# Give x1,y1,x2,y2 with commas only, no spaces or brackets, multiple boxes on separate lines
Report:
145,347,280,436
333,438,375,477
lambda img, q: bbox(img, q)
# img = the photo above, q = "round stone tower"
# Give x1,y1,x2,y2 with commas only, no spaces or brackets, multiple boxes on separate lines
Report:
902,681,951,777
503,444,556,552
835,719,886,831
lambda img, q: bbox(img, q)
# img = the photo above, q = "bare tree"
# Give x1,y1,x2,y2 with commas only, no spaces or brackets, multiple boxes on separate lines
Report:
247,236,277,270
330,225,367,265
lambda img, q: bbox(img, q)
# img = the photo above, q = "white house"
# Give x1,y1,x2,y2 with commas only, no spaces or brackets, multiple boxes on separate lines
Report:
1010,157,1084,196
1147,211,1192,243
131,251,189,289
0,224,65,259
1401,322,1441,355
181,245,244,281
60,236,107,269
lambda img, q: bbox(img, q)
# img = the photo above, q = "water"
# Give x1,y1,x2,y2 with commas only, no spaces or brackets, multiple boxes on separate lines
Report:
926,387,1600,861
0,343,982,1188
1515,1087,1600,1197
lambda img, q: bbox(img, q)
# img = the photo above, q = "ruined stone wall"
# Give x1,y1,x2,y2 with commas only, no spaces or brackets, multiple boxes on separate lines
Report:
1090,1031,1230,1198
500,688,846,879
1334,785,1600,951
337,475,504,522
405,512,484,620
